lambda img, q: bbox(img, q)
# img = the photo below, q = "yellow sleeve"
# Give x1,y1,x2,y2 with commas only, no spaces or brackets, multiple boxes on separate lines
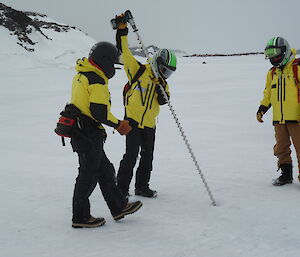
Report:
260,71,272,107
106,111,119,125
165,83,170,97
89,83,110,105
88,84,119,124
121,35,141,82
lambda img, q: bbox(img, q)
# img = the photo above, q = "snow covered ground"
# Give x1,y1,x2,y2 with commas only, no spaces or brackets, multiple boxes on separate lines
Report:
1,26,300,257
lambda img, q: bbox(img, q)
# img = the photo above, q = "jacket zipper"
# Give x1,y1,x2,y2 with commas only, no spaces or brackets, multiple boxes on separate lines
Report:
279,74,284,123
277,77,280,102
283,77,286,101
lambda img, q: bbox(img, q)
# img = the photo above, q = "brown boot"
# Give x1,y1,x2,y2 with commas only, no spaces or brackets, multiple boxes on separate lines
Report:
113,201,143,221
72,216,106,228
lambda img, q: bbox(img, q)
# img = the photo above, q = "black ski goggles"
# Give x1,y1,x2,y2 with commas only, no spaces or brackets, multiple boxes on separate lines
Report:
264,46,286,59
158,64,175,79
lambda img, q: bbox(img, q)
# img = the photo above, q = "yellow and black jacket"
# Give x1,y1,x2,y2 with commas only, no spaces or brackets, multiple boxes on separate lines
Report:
116,28,170,129
260,49,300,124
71,58,120,130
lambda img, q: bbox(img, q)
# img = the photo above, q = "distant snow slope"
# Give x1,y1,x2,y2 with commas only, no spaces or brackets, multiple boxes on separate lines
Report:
1,24,95,71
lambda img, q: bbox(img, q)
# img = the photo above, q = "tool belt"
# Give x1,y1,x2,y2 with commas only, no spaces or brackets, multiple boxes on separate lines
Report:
55,104,105,146
54,104,82,139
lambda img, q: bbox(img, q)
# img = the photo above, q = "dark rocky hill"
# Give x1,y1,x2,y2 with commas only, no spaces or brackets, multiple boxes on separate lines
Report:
0,3,78,52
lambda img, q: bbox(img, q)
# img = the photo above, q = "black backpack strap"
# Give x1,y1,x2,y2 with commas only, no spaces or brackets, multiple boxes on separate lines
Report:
129,62,146,85
123,62,146,106
78,72,105,85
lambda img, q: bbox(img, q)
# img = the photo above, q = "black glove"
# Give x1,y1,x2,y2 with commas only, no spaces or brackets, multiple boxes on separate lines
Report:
256,105,270,123
156,84,169,105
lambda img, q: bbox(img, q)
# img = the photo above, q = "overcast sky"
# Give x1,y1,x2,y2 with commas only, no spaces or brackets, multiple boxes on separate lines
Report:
2,0,300,54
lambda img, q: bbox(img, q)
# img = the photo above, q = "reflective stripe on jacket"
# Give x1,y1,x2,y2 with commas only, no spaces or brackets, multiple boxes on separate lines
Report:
260,49,300,124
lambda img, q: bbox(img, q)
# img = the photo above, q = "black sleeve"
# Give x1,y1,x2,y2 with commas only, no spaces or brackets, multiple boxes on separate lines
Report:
156,84,170,105
116,28,128,52
257,105,270,114
126,118,139,128
90,103,119,128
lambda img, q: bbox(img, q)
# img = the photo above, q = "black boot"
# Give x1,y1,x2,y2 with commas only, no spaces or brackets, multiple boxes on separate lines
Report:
273,163,293,186
135,187,157,198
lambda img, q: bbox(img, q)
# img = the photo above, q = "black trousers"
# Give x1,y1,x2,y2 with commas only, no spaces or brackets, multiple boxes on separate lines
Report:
117,126,155,195
71,126,127,222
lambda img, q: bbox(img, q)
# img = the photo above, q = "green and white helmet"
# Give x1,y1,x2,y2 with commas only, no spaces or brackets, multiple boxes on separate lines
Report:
151,49,177,79
264,36,291,67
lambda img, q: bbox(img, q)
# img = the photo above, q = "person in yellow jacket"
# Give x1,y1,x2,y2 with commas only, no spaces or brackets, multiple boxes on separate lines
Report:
257,36,300,186
114,17,177,198
69,42,142,228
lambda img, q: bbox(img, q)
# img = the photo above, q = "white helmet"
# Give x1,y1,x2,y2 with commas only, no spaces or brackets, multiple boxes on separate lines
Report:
264,37,292,67
151,49,177,79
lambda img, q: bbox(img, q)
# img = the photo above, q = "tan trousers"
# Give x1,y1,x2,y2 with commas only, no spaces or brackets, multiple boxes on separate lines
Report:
274,124,300,171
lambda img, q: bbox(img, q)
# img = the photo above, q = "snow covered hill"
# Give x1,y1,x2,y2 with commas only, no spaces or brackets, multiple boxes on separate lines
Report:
1,5,300,257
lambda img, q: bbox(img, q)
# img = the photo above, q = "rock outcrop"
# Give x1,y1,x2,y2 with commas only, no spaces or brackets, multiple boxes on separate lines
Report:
0,3,77,52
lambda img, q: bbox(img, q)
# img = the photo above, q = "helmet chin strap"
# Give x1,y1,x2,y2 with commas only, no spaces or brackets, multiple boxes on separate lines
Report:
272,52,293,68
88,58,116,79
288,52,294,63
282,53,294,68
88,58,104,72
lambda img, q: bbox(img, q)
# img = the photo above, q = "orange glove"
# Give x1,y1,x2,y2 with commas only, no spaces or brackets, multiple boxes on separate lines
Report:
116,120,132,135
118,22,127,29
115,14,128,29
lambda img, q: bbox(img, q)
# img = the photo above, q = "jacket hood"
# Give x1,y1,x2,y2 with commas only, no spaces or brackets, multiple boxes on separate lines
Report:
284,48,297,67
75,58,108,84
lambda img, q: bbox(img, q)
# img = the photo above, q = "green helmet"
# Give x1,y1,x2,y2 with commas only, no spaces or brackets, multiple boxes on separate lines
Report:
151,49,177,79
264,37,291,67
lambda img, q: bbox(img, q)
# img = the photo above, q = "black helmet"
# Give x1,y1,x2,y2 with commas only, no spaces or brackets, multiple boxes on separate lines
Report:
88,41,120,78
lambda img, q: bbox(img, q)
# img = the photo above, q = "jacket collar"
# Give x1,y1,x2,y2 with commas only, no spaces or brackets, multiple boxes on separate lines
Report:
75,58,108,84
